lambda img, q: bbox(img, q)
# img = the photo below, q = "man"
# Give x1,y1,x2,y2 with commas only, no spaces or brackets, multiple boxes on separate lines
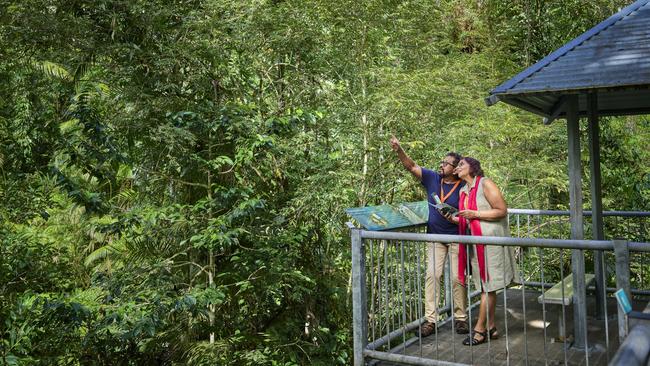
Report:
390,135,468,336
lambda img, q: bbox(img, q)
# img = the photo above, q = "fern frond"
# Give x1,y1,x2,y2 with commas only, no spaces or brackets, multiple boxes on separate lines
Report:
84,241,125,267
32,61,72,82
84,246,113,266
59,118,81,135
94,82,112,97
112,188,137,207
72,54,95,82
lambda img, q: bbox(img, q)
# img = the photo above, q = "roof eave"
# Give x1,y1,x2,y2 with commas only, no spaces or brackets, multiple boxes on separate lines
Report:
488,0,650,99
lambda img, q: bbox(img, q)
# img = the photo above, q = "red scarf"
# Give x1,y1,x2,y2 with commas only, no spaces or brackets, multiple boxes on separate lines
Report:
458,176,488,286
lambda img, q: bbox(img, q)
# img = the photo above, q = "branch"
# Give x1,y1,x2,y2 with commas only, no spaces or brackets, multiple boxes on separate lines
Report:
138,167,209,189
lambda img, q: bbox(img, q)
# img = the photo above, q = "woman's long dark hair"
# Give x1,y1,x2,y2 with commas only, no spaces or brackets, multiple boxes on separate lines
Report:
463,157,484,177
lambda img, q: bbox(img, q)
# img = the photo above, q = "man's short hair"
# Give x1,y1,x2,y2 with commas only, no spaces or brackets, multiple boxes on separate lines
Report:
446,152,462,167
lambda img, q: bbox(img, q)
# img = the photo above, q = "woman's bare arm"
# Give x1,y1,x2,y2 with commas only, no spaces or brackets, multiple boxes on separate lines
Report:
479,178,507,220
457,178,507,221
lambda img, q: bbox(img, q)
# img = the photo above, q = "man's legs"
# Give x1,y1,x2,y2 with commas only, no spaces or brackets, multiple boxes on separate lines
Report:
449,244,468,324
422,242,448,336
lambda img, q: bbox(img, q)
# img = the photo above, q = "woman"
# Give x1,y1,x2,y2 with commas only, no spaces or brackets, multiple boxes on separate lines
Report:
450,157,518,346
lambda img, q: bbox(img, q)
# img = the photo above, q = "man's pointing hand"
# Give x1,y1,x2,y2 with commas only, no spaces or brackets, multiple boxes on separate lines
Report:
389,135,400,151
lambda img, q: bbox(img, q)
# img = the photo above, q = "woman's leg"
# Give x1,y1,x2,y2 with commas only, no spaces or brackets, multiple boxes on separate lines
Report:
471,291,497,342
476,292,498,330
487,291,497,330
475,292,488,333
463,291,488,345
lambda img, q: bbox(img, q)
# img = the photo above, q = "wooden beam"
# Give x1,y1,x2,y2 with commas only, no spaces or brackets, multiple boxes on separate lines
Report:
588,93,606,320
543,95,569,125
484,94,500,106
567,95,584,240
501,97,549,116
567,95,588,350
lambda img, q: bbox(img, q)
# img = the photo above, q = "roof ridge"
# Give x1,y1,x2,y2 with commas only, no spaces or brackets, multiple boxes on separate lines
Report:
488,0,650,100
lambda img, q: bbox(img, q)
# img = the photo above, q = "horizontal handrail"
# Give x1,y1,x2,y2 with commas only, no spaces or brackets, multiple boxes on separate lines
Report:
522,280,650,296
358,230,650,252
363,349,471,366
365,290,483,351
508,209,650,217
363,350,469,366
610,324,650,366
630,242,650,252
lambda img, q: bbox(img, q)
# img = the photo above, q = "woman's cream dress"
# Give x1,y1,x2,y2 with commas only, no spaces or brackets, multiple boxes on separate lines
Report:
461,177,519,292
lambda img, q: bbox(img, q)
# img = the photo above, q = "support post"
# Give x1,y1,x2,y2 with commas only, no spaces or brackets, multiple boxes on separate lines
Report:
351,228,368,366
588,92,606,319
614,239,631,343
567,95,588,349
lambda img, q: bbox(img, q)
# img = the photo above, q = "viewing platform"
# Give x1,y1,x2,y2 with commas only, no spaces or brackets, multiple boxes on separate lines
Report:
376,289,649,366
347,208,650,366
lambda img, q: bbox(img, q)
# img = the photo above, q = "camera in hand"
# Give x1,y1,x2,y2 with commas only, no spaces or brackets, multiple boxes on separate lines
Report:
430,194,459,217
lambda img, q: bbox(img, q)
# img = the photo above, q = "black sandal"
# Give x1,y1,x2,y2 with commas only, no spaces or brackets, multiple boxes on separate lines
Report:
462,329,488,346
488,327,499,339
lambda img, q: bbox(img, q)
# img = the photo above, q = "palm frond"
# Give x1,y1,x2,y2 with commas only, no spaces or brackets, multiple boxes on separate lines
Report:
32,61,72,82
112,188,137,208
72,54,95,82
84,241,125,267
59,118,81,135
125,235,180,263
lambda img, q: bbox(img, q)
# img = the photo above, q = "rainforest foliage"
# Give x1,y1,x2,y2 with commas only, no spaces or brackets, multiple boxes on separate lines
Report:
1,0,649,364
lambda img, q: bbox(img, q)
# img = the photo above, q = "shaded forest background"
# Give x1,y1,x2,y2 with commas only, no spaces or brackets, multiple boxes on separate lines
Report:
1,0,649,364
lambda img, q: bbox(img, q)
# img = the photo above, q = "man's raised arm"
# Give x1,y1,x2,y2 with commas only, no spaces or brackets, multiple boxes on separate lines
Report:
390,135,422,181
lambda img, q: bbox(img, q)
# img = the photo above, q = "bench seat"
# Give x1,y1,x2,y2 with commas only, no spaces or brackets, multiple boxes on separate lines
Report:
538,273,596,340
538,273,596,306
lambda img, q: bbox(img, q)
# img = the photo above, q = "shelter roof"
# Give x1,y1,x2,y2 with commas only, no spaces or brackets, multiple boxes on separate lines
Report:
487,0,650,119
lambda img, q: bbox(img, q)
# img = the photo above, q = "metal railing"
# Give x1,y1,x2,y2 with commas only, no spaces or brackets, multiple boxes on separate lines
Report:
610,310,650,366
350,210,650,366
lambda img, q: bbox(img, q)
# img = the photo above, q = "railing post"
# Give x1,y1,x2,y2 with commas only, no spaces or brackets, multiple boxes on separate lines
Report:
351,227,368,366
614,239,631,343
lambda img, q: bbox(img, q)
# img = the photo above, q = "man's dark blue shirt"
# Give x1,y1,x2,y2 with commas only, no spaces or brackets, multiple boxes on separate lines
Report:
421,168,464,235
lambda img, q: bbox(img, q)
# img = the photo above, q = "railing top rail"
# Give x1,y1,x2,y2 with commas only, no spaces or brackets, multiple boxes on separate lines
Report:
610,324,650,366
508,209,650,217
630,242,650,252
357,230,650,252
